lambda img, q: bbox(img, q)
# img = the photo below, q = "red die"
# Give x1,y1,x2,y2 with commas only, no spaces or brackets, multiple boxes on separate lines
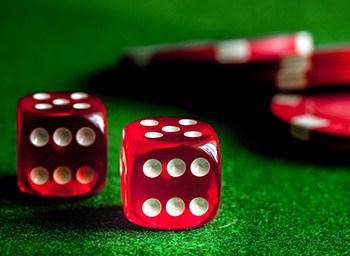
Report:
120,117,221,229
17,92,107,197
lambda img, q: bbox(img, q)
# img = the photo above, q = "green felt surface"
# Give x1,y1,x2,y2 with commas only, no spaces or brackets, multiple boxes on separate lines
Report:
1,0,350,255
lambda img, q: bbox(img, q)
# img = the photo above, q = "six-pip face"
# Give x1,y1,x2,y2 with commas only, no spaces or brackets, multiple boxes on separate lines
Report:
17,92,107,197
120,117,221,230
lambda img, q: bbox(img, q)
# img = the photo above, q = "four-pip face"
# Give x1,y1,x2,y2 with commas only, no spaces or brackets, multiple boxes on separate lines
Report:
120,117,221,230
17,92,107,197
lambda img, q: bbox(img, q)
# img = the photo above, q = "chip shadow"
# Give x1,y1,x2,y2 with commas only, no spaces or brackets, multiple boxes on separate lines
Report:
84,61,350,168
84,61,275,115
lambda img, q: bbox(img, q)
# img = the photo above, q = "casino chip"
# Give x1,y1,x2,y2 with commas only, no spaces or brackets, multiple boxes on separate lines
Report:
122,31,313,66
271,92,350,143
222,45,350,91
276,46,350,90
119,35,350,92
279,46,350,66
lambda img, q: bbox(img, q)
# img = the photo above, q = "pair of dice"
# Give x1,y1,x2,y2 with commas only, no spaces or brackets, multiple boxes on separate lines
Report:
17,92,221,229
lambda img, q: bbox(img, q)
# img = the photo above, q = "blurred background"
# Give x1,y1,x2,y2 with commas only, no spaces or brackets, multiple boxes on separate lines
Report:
1,0,350,255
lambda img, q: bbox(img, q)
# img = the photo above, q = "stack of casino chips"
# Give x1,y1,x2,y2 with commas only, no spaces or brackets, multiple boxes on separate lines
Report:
121,31,350,146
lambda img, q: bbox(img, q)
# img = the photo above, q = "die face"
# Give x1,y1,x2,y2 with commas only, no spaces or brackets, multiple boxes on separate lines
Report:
121,117,221,229
17,92,107,197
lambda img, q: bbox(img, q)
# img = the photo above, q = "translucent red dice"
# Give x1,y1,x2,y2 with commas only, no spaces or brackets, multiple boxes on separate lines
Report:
120,117,221,229
17,92,107,197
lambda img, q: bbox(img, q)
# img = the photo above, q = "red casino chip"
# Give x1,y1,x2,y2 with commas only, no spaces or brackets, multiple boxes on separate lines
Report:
271,92,350,142
280,46,350,68
223,61,350,90
123,31,313,66
276,64,350,90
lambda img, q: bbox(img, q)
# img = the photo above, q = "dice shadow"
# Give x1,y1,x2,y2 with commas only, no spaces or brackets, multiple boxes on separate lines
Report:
28,205,198,232
28,205,145,231
0,174,147,231
0,175,97,207
22,205,198,232
84,60,350,168
0,175,207,232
